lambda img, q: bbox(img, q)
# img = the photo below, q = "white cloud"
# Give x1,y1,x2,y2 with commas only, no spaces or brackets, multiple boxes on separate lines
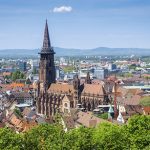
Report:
52,6,72,13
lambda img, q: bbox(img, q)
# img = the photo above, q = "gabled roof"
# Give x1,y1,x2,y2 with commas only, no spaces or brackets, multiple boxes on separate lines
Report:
9,114,22,127
22,107,31,117
62,94,73,102
125,95,142,105
125,105,143,115
48,82,106,96
13,92,33,98
82,84,105,95
76,111,106,127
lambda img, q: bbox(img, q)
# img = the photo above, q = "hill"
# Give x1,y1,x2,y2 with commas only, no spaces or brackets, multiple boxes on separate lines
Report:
0,47,150,58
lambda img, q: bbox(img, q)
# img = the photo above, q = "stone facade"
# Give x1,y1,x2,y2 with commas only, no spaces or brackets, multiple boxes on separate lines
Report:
38,20,55,90
37,21,109,117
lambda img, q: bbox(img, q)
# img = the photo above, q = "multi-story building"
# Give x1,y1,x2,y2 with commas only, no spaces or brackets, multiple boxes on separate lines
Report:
108,63,117,71
18,61,27,72
94,68,108,80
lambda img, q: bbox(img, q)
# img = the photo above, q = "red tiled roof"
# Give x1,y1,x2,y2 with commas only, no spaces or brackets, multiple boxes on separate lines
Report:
48,83,106,96
83,84,105,95
76,111,106,127
143,106,150,115
125,105,143,115
48,83,73,94
125,95,142,105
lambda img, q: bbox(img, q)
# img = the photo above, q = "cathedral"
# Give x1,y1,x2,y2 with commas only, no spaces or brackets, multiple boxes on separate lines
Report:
36,20,109,117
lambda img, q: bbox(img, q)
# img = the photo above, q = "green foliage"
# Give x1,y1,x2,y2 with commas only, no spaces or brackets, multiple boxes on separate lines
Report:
97,113,108,119
23,124,64,150
124,72,133,78
126,115,150,149
117,72,133,78
140,97,150,106
64,127,94,150
53,111,62,125
143,76,150,80
14,108,23,118
0,115,149,150
129,64,136,70
0,128,23,150
5,75,12,80
93,122,130,150
11,70,25,81
63,66,75,73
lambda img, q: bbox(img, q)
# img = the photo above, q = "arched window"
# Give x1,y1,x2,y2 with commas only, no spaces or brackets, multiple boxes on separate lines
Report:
64,103,68,107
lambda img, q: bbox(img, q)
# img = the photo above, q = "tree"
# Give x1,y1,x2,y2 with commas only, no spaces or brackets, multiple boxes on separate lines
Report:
93,122,130,150
0,115,149,150
129,64,136,70
97,113,108,119
63,66,75,73
124,73,133,78
5,74,12,80
126,115,150,149
64,126,94,150
11,70,25,81
20,73,25,79
0,128,23,150
23,124,64,150
14,108,23,118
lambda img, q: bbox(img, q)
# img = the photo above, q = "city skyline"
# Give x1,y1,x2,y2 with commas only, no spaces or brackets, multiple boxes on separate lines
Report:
0,0,150,49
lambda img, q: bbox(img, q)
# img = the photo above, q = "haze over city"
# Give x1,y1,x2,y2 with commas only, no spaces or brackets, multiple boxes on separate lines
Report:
0,0,150,49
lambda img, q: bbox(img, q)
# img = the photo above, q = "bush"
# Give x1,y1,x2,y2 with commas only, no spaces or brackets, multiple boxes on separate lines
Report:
140,97,150,106
97,113,108,119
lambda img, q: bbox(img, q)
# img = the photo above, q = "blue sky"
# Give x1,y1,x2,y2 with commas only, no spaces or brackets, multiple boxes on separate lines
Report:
0,0,150,49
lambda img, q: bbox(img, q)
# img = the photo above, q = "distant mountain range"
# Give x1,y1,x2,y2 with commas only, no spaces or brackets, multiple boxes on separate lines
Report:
0,47,150,57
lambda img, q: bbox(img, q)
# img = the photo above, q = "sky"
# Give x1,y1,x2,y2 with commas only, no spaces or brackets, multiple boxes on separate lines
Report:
0,0,150,49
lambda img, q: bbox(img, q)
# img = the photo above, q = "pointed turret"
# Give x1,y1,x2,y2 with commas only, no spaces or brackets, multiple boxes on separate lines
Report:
117,112,124,124
85,72,91,84
40,20,54,53
108,105,114,119
73,74,80,90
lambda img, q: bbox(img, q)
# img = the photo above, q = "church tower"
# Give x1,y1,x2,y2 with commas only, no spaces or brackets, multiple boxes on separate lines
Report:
85,72,91,84
39,20,56,90
73,75,80,107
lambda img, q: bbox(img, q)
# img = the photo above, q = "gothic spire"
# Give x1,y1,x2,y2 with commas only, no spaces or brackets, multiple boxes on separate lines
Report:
85,72,91,84
41,20,54,53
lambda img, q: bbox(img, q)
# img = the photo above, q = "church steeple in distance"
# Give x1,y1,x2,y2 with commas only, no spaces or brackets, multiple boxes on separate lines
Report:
40,20,55,54
39,20,56,89
85,72,91,84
